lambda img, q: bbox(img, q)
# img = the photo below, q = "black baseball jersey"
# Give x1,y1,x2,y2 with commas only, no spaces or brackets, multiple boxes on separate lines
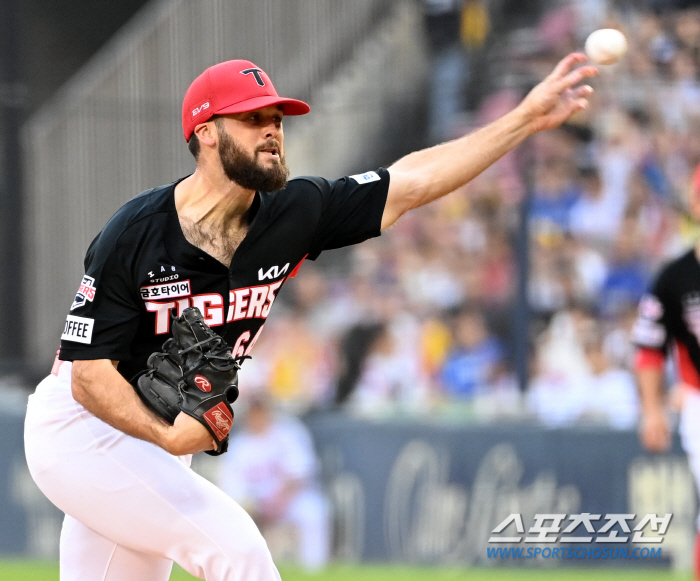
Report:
59,169,390,383
631,248,700,388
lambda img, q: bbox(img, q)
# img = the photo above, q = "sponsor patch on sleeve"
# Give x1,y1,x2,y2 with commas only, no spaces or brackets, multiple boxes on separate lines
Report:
350,171,380,184
61,315,95,344
70,275,97,311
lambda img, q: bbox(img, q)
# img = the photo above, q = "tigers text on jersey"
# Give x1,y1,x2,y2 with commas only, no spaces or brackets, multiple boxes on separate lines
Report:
59,169,390,383
631,248,700,388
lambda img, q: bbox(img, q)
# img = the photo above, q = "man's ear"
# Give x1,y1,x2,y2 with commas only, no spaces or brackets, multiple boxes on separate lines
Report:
194,120,218,148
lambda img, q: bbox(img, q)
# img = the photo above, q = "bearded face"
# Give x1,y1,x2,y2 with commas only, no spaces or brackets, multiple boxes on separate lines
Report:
215,119,289,192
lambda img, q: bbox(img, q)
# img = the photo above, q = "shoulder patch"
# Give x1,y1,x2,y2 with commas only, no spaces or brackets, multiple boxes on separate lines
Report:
61,315,94,344
70,276,97,311
349,171,380,184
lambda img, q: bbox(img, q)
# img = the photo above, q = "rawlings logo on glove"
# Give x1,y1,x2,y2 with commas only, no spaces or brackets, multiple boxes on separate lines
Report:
134,307,242,456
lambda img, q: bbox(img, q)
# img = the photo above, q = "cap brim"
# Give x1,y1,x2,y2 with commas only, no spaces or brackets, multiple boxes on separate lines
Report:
217,96,310,116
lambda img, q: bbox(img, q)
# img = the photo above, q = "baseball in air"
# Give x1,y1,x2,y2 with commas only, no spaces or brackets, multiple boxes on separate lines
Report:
584,29,628,65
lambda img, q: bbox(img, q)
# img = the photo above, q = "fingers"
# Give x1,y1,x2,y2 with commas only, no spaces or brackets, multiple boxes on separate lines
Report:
555,65,598,94
548,52,588,78
571,85,594,109
546,53,599,96
571,85,594,99
556,85,593,114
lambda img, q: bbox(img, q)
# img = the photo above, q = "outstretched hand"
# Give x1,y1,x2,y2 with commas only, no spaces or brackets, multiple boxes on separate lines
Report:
381,53,599,230
519,53,598,133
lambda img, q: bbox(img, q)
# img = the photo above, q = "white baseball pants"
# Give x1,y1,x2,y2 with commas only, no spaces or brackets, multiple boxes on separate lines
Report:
24,362,281,581
680,387,700,530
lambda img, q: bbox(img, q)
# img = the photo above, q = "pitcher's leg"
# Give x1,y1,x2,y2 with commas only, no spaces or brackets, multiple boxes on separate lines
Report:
59,515,174,581
26,377,280,581
38,436,279,581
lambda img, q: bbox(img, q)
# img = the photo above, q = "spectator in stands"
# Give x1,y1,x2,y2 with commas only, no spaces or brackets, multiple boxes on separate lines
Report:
219,393,331,571
529,233,570,315
661,49,700,131
439,307,504,400
235,2,700,426
347,321,429,416
569,165,624,244
526,308,591,426
239,314,335,414
562,234,608,308
530,159,581,234
526,347,589,427
598,218,650,318
577,323,639,429
421,0,490,143
421,0,471,144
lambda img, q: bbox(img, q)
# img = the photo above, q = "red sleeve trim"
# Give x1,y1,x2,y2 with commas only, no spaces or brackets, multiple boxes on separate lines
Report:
634,347,665,371
287,254,308,279
675,342,700,389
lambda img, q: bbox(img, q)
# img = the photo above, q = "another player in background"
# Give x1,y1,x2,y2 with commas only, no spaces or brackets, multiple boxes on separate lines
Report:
219,393,330,571
632,163,700,581
24,54,596,581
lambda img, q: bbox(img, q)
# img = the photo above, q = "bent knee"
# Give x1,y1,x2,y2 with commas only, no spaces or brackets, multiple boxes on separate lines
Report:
187,528,277,580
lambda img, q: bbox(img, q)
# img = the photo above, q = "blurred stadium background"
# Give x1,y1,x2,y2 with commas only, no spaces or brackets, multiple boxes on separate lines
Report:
2,0,700,577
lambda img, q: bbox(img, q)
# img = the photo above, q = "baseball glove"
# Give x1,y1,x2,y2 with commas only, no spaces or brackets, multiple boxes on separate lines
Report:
134,307,241,456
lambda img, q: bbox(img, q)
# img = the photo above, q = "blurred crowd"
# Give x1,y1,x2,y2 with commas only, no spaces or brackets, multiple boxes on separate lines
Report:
238,0,700,431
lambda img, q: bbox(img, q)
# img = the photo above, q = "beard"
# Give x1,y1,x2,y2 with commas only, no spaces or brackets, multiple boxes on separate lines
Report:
217,123,289,192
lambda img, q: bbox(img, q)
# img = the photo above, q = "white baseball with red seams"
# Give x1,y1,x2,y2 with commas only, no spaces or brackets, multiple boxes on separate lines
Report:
584,29,628,65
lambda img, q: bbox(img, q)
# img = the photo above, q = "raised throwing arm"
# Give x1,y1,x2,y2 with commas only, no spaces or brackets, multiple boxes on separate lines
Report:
382,53,597,230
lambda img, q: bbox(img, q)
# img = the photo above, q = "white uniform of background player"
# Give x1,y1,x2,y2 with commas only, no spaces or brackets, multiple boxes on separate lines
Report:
22,52,596,580
219,395,330,570
632,165,700,580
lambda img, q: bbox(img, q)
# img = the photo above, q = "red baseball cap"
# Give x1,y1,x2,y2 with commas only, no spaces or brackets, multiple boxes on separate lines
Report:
182,59,310,141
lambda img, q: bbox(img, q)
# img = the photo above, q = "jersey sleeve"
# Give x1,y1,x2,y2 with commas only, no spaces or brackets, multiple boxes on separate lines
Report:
58,227,142,363
630,269,671,354
306,168,390,259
